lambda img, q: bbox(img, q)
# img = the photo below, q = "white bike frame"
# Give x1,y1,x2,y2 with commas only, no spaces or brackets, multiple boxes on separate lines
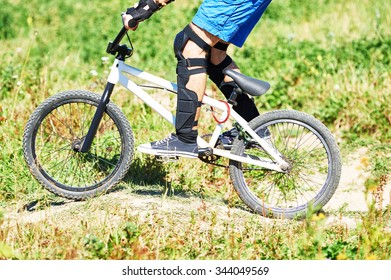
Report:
107,58,288,173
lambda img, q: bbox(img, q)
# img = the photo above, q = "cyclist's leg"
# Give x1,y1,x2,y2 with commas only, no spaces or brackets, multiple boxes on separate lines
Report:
138,24,220,157
197,0,272,145
194,0,272,122
174,23,220,144
208,46,267,149
208,44,260,122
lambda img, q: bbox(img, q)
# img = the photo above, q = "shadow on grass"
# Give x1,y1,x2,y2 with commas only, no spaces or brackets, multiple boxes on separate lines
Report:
121,156,167,195
119,156,206,200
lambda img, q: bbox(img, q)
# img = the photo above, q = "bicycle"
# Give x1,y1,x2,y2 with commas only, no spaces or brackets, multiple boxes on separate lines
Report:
22,21,342,219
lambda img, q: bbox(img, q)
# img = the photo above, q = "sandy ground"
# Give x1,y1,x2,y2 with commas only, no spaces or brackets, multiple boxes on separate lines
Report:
323,148,390,227
325,148,390,212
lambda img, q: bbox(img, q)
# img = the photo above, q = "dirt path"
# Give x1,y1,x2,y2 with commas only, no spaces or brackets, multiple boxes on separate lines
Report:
325,148,389,212
323,148,390,228
3,148,391,230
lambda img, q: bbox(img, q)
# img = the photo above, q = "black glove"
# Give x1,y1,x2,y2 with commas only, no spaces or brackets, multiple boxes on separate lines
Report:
126,0,161,23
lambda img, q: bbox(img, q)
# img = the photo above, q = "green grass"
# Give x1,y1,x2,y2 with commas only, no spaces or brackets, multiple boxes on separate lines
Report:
0,0,390,260
1,198,390,260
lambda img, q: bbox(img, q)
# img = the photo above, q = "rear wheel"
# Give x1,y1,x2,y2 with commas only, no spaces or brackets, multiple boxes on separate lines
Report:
229,110,341,219
23,90,134,199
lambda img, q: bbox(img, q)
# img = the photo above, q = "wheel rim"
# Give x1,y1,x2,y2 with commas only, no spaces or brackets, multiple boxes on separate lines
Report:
238,119,333,214
31,100,124,191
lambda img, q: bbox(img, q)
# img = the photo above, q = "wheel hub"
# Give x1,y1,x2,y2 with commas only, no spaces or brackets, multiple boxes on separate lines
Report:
71,139,84,152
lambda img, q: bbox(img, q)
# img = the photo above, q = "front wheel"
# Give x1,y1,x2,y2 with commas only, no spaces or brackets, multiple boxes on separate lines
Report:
23,90,134,199
229,110,341,219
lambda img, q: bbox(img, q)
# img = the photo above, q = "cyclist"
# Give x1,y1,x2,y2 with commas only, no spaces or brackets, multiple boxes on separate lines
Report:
123,0,272,158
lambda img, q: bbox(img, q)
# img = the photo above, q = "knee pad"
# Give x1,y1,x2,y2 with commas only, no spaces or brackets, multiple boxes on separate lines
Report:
174,25,211,60
173,25,211,142
207,55,260,122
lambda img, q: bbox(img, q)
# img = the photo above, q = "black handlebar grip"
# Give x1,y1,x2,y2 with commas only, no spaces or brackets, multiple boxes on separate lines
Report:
128,19,138,29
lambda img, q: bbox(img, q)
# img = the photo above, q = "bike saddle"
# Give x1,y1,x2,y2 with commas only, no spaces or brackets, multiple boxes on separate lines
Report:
223,68,270,96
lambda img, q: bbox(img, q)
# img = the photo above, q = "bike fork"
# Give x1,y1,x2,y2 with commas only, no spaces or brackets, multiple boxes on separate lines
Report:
79,82,115,153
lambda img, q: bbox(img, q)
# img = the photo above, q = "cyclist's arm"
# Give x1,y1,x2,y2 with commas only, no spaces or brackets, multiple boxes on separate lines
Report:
123,0,175,30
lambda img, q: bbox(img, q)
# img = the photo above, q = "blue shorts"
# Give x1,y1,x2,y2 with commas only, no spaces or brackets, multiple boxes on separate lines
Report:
192,0,272,48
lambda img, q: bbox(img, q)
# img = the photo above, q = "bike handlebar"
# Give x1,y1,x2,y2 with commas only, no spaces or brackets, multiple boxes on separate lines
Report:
128,19,138,29
106,15,138,55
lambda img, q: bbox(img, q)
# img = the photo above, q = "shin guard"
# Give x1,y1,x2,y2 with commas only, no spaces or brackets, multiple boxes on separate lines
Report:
174,25,210,143
207,55,260,122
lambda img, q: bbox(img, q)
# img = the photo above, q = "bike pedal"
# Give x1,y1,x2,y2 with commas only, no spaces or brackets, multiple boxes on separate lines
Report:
156,155,179,162
198,147,213,157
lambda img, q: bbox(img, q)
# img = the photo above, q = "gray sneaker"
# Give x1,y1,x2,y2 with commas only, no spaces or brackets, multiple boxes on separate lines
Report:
217,128,239,150
217,127,271,150
138,133,198,158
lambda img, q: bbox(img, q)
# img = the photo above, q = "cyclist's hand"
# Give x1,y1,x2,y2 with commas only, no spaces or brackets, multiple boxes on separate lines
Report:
155,0,169,6
122,13,139,31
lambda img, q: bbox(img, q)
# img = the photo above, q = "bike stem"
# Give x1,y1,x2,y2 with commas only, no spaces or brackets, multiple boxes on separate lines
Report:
79,82,115,153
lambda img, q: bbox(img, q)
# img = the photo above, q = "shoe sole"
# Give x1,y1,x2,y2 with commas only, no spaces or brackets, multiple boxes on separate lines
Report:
137,145,198,159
